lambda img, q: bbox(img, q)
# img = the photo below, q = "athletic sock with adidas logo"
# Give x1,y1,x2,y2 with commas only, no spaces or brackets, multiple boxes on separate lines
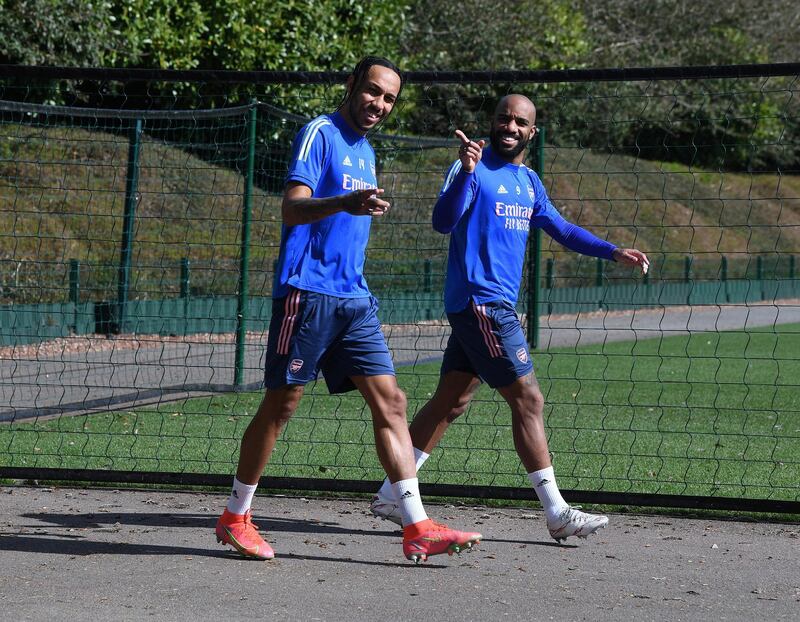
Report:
226,477,258,515
376,447,430,503
528,466,569,522
391,477,428,527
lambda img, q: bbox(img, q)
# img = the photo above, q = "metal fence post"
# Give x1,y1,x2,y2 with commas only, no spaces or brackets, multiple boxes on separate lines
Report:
235,101,257,387
527,126,545,349
685,256,692,305
423,258,432,293
180,258,190,335
69,259,79,333
756,255,764,300
116,118,142,334
721,255,729,302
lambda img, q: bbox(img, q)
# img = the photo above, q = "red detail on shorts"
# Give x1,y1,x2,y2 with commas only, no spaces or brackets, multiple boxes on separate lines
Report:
472,301,502,358
277,290,301,355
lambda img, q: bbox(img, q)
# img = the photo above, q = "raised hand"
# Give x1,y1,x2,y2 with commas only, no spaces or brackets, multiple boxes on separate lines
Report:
454,129,485,173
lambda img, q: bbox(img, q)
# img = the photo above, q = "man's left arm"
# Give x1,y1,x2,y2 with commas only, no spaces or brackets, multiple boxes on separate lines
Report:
537,205,650,274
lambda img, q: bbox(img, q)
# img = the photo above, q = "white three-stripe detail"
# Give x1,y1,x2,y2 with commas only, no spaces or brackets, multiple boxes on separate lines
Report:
472,301,502,358
441,160,463,193
298,118,330,162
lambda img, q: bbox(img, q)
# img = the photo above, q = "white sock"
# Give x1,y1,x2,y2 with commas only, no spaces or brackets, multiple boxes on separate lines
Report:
376,447,430,503
226,477,258,515
528,466,569,522
391,477,428,527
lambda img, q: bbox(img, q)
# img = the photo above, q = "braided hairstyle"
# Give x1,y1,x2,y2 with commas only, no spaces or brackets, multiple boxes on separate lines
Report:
338,56,404,126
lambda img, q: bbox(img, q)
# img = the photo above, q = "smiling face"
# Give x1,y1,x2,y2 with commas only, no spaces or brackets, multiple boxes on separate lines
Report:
489,95,537,164
341,64,402,135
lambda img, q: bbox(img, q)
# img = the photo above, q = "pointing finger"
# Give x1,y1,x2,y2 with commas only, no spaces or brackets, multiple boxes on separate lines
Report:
454,129,470,145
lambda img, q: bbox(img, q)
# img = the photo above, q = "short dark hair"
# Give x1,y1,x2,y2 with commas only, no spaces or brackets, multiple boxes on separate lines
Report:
339,56,404,111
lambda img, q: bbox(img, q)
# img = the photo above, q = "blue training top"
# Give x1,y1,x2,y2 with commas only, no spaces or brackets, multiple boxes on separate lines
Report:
273,111,378,298
433,146,617,313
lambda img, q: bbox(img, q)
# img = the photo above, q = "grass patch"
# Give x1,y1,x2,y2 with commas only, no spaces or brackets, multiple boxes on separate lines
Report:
3,121,799,302
3,324,799,503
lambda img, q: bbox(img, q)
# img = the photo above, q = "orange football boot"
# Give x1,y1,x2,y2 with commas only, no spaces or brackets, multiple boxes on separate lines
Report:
402,519,482,564
215,509,274,560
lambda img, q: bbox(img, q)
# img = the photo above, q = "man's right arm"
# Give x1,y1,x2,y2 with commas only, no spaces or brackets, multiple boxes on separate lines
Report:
432,131,483,233
281,183,390,226
432,164,475,233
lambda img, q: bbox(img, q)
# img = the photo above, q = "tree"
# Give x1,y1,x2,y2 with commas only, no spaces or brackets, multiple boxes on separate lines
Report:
394,0,589,137
578,0,796,67
0,0,116,66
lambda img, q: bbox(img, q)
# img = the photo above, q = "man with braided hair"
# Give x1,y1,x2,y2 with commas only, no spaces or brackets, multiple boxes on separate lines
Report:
215,57,481,564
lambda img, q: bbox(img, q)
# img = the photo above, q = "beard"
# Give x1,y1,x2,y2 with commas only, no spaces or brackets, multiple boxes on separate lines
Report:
489,127,530,159
347,98,382,133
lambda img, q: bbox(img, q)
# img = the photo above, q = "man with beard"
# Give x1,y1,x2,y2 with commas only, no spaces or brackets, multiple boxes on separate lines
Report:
370,94,649,543
215,57,481,563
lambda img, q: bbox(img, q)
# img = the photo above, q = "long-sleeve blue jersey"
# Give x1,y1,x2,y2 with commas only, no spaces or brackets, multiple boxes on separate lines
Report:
433,146,617,312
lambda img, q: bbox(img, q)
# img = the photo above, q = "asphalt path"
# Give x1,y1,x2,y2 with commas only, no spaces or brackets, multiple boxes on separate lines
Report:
0,486,798,621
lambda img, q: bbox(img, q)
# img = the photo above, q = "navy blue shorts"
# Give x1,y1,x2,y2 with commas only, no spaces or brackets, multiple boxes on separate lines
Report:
442,300,533,388
264,288,395,394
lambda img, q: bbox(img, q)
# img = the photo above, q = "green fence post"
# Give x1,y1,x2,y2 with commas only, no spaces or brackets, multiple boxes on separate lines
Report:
756,255,764,300
595,257,604,287
790,255,796,280
180,258,190,299
69,259,79,333
235,101,257,387
545,258,554,315
527,126,545,349
423,258,432,293
116,118,142,334
180,258,190,335
721,255,729,302
595,257,604,308
684,256,692,304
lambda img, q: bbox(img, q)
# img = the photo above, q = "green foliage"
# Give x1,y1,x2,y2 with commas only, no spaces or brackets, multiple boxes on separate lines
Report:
393,0,589,137
200,0,411,72
578,0,775,67
400,0,587,72
0,0,116,66
0,0,797,170
108,0,208,69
